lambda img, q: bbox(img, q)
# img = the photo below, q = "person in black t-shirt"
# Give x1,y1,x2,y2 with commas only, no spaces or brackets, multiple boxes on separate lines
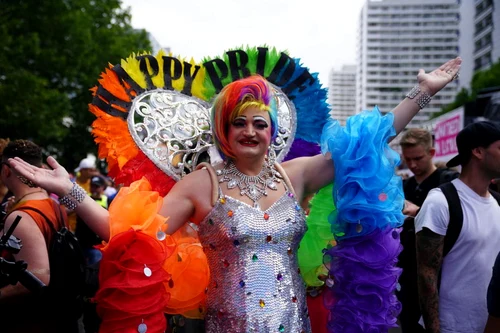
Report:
397,128,458,333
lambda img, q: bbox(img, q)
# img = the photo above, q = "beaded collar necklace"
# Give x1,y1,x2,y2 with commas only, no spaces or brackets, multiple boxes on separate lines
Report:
216,159,282,209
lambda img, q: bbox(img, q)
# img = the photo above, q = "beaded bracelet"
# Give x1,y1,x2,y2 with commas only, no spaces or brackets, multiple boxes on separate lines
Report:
416,93,432,109
59,183,86,210
405,85,432,109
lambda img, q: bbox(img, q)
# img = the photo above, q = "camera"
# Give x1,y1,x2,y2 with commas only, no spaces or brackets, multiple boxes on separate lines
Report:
0,215,46,293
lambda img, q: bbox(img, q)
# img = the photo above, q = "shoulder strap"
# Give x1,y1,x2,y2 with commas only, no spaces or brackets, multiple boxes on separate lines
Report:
274,163,296,197
195,162,219,207
438,182,463,257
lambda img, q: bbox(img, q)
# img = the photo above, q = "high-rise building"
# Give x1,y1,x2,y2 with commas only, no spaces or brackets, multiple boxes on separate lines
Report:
474,0,500,71
328,65,357,126
457,0,475,90
356,0,460,126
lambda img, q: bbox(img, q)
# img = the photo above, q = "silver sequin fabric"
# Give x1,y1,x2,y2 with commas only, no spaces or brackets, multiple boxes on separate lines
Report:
198,190,311,333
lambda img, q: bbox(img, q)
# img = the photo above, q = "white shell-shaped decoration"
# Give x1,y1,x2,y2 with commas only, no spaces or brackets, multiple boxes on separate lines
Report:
128,87,297,181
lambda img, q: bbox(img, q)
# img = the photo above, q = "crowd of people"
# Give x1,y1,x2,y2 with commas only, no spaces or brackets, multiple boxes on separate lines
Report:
0,53,499,333
0,141,117,332
396,125,500,333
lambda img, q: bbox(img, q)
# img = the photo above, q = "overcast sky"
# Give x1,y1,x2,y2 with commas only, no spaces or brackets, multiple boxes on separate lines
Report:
120,0,366,86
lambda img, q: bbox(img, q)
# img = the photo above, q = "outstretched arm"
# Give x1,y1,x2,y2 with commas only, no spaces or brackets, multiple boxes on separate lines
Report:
392,57,461,135
284,58,461,200
8,156,110,241
416,227,445,333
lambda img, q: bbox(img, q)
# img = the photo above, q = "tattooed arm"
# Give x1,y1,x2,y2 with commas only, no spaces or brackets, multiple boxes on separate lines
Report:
416,227,444,333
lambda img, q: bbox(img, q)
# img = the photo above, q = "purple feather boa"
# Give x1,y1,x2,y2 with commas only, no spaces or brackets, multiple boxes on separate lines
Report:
324,227,403,332
320,109,405,332
284,138,321,161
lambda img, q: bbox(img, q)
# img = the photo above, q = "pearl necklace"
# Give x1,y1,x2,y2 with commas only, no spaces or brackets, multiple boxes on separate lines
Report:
217,160,282,209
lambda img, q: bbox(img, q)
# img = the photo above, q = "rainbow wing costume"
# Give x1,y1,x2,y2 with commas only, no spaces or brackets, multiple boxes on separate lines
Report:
89,46,403,333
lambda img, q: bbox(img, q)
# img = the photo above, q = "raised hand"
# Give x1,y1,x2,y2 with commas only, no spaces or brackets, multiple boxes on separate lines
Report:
8,156,73,197
417,57,461,96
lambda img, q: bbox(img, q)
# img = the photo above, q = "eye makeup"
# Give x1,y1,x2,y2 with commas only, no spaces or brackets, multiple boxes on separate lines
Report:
253,116,269,128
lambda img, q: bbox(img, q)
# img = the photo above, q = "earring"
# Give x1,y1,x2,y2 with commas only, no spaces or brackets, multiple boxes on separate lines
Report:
267,146,277,166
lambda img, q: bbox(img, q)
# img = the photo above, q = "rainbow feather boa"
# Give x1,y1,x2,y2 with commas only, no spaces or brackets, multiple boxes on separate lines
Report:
321,107,405,332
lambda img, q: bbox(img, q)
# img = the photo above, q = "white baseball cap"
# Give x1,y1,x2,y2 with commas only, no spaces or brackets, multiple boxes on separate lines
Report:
75,158,96,172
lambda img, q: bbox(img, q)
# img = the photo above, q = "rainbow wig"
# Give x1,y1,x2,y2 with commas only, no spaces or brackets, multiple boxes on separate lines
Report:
211,75,278,159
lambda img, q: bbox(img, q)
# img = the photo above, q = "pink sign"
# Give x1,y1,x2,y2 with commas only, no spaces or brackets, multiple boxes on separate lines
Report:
434,114,461,157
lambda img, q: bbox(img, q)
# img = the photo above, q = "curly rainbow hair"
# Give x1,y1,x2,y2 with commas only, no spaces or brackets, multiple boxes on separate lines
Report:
211,75,278,159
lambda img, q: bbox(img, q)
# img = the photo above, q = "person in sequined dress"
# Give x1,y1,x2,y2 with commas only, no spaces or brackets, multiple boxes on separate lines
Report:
6,58,461,333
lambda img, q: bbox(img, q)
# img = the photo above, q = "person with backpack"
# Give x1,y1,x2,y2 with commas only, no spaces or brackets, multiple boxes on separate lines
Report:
415,121,500,333
397,128,459,332
0,140,82,333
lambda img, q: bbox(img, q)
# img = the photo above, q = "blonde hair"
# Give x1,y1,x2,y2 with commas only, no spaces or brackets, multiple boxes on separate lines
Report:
400,128,433,151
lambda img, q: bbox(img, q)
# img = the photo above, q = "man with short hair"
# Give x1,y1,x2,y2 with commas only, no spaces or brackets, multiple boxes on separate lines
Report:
0,140,78,332
89,175,108,209
397,128,458,332
401,128,458,216
416,121,500,333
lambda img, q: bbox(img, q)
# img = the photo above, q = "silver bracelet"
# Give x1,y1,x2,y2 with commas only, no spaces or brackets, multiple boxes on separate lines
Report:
59,183,86,210
416,93,432,109
406,85,432,109
405,85,421,99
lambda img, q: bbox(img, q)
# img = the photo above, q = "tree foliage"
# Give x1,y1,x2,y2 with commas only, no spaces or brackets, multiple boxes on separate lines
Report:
0,0,151,169
435,58,500,118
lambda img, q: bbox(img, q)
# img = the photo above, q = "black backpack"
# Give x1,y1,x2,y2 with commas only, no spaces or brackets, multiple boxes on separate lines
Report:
439,182,500,256
16,202,86,317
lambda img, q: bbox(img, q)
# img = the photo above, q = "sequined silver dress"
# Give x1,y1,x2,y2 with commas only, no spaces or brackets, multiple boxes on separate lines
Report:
198,186,311,333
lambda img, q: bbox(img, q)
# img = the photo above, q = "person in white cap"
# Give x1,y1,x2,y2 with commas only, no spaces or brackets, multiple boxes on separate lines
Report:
67,158,98,232
74,158,97,194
